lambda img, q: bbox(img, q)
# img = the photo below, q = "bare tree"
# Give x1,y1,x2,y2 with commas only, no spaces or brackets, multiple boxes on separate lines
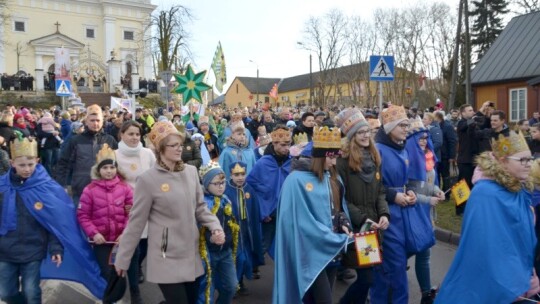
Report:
15,41,27,72
301,9,349,105
148,5,193,73
511,0,540,15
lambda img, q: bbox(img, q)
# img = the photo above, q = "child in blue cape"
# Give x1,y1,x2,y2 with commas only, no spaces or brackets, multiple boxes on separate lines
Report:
224,161,264,295
198,162,239,304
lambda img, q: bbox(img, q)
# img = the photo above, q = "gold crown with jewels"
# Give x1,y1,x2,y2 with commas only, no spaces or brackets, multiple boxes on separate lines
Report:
96,144,116,164
271,128,291,143
491,131,530,158
10,137,38,159
293,132,308,145
199,161,222,179
231,163,246,174
381,105,407,126
313,126,341,149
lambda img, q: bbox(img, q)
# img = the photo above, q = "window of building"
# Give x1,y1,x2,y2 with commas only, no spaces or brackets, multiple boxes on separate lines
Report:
14,21,25,32
124,31,134,41
509,88,527,122
86,28,95,39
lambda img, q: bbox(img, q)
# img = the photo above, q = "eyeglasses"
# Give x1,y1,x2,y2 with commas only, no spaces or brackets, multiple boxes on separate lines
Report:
419,136,428,141
209,181,226,187
165,143,182,150
356,129,371,137
506,156,534,166
398,123,411,129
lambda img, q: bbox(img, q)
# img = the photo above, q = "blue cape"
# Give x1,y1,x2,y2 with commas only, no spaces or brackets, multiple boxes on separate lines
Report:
405,130,438,183
436,180,536,304
0,164,106,299
247,155,291,220
272,171,350,304
218,145,257,180
225,181,265,279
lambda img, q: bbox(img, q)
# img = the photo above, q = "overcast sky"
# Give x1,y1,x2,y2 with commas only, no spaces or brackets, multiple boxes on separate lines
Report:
153,0,463,93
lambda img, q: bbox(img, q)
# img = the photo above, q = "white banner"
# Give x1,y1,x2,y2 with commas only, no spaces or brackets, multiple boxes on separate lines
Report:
55,48,71,81
110,97,132,113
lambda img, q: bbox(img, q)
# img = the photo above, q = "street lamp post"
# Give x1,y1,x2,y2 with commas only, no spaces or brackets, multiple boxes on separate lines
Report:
297,42,313,106
249,60,259,105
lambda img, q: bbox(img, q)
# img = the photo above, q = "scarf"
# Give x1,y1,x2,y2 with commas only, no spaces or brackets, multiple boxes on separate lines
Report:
158,159,184,172
13,122,27,129
425,150,435,172
358,149,376,183
118,141,142,157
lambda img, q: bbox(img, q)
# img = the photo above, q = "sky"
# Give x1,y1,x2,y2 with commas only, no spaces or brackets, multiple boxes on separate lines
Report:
154,0,463,93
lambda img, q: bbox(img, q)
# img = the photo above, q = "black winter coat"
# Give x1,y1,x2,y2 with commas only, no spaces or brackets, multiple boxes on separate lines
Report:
55,129,118,196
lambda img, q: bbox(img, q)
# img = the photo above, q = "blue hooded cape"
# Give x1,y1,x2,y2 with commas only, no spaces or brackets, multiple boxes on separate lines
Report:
435,180,536,303
272,170,350,304
218,144,257,180
225,181,265,280
0,164,106,299
247,155,291,221
405,130,438,183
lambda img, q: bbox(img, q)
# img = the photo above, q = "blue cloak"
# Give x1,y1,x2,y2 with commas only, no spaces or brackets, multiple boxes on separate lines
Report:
405,130,438,183
246,155,292,220
219,145,257,180
435,180,536,304
372,141,410,304
219,127,255,151
225,181,265,280
0,164,106,299
272,171,350,304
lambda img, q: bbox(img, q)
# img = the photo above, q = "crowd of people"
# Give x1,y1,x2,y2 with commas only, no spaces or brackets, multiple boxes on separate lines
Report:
0,99,539,304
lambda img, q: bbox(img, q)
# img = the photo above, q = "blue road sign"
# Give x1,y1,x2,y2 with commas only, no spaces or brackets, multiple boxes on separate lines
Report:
370,55,394,81
55,80,72,96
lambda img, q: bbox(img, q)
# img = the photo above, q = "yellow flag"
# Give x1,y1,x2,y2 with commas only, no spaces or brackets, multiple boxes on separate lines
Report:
451,179,470,206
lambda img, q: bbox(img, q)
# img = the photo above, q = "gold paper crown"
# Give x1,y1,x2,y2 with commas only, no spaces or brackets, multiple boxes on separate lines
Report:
271,128,292,143
87,104,103,116
199,161,222,179
313,126,341,149
148,121,182,148
381,105,407,125
491,131,530,158
231,163,246,174
10,137,38,159
293,132,308,145
96,144,116,164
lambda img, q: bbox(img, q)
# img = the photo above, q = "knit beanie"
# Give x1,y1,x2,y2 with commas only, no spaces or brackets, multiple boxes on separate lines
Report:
335,108,369,140
200,161,225,189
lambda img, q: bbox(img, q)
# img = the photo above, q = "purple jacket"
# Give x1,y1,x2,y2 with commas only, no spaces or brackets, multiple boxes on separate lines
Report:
77,176,133,242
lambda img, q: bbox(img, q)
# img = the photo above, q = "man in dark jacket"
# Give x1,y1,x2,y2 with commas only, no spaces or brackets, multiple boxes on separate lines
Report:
434,111,457,199
422,113,443,162
473,109,510,154
291,112,315,143
55,104,117,207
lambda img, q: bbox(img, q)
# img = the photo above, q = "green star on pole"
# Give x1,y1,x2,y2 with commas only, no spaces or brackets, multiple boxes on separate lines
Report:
173,64,212,105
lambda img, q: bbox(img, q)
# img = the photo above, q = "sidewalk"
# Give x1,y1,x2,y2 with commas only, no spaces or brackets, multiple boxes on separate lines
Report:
434,226,460,246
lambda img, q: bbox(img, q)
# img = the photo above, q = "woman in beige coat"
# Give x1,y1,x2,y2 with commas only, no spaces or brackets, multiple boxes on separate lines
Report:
115,121,225,304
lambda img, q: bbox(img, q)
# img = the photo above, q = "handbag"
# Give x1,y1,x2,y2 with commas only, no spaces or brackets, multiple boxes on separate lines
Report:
103,244,126,302
401,204,435,254
354,230,383,267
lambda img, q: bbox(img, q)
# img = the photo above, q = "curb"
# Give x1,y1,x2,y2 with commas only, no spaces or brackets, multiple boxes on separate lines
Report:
434,226,460,246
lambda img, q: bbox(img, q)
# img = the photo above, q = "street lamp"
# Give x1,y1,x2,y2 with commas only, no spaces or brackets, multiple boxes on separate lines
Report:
297,42,313,105
249,60,259,105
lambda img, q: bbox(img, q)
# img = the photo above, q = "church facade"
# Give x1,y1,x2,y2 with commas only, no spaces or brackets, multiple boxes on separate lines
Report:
0,0,156,92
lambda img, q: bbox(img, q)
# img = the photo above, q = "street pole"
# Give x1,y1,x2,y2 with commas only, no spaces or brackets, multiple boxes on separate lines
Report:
309,53,313,105
256,67,259,104
378,82,383,111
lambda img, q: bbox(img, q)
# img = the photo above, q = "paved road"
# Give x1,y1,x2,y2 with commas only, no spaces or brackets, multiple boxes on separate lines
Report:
32,241,457,304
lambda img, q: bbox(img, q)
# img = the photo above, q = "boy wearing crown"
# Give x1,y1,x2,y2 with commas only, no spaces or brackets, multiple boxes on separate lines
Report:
224,161,264,293
0,137,106,303
198,162,239,304
218,121,256,180
247,126,292,257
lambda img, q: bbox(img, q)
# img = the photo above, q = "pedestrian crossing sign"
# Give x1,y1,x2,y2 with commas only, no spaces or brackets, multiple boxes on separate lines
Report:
370,55,394,81
55,80,72,96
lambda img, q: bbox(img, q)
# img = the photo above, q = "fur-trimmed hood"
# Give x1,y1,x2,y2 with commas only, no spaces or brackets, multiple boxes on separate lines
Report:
474,152,533,192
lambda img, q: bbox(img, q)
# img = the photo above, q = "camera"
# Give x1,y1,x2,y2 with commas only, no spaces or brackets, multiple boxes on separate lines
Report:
488,102,495,107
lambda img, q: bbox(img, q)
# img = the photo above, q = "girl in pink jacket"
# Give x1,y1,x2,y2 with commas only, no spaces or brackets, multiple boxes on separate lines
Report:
77,144,142,304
